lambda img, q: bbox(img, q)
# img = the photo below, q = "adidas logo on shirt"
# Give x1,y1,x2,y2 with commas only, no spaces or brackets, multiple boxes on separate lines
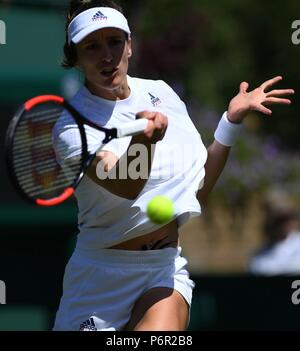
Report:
148,93,161,107
92,11,108,21
79,317,97,331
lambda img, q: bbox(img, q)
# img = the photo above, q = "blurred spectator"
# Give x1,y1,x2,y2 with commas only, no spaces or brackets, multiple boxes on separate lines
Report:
248,190,300,275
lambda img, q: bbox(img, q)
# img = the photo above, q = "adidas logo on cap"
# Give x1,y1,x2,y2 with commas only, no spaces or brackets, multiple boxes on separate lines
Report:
92,11,108,21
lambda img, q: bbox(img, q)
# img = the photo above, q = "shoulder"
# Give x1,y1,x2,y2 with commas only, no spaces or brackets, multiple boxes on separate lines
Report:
128,76,179,96
69,86,89,107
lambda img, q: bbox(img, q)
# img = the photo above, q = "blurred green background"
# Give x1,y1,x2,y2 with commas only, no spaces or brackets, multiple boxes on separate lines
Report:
0,0,300,330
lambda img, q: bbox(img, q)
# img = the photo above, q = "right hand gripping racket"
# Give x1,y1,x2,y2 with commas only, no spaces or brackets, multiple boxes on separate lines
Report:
5,95,147,206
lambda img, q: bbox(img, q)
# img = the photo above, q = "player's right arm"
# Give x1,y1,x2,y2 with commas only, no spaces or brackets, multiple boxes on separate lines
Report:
86,111,168,200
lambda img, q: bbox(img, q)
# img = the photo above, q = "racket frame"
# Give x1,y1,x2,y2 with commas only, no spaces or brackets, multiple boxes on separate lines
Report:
5,95,119,206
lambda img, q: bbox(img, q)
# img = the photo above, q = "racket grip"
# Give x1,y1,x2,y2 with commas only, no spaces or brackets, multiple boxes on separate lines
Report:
117,119,148,138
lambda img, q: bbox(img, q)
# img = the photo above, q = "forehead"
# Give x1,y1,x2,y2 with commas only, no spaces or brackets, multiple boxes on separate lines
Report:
81,28,126,43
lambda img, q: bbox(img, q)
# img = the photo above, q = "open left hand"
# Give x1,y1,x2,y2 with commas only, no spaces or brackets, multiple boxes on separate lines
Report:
227,76,295,124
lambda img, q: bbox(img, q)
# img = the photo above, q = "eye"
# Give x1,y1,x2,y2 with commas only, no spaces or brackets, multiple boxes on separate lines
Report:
85,43,97,51
110,38,123,46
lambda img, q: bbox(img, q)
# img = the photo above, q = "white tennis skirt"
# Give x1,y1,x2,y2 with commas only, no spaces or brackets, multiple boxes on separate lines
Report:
53,246,195,331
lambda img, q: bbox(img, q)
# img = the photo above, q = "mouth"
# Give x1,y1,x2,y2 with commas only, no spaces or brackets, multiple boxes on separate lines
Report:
100,67,118,77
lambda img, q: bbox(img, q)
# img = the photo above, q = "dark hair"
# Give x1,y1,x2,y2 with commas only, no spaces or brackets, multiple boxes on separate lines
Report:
62,0,124,69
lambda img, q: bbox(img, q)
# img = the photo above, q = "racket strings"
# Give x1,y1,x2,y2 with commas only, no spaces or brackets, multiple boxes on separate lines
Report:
12,103,83,200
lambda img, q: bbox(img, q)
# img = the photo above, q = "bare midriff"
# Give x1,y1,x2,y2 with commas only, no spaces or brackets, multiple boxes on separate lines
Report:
107,219,179,250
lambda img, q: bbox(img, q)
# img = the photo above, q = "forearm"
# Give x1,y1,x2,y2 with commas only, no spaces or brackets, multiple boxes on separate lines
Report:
87,137,155,200
197,111,243,206
109,137,155,199
197,140,231,206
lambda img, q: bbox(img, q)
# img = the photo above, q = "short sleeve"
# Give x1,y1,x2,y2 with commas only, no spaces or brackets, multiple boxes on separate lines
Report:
52,112,131,166
52,114,80,166
158,80,188,113
157,80,200,133
52,112,101,166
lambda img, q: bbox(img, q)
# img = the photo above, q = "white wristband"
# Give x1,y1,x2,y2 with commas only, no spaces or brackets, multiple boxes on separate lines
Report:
214,111,243,147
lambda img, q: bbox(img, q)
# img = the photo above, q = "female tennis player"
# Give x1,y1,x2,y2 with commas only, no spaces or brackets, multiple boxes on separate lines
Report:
53,0,294,331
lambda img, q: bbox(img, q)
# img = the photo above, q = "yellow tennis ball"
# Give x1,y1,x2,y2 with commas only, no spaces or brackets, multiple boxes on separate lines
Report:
147,195,174,224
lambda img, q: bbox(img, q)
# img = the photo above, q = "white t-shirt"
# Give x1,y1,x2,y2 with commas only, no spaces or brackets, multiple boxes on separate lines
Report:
53,76,208,249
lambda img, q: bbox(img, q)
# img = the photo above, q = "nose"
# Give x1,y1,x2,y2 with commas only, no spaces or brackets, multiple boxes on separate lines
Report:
101,43,113,62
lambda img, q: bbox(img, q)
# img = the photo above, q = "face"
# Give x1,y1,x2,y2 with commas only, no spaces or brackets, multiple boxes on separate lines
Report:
76,28,132,100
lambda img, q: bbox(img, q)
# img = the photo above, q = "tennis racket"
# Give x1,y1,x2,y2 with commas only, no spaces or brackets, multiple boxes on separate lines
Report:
5,95,148,206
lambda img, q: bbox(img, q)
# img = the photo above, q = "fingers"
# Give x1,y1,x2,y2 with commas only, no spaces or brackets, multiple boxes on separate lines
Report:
255,104,272,115
144,119,155,135
260,76,282,91
264,97,292,105
151,112,168,141
135,111,168,143
136,111,156,120
239,81,249,94
136,111,155,137
266,89,295,97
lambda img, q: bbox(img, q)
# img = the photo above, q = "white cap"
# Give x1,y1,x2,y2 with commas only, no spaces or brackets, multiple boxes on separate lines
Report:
68,7,131,45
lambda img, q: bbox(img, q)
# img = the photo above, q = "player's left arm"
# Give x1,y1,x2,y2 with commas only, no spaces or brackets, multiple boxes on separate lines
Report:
197,76,295,206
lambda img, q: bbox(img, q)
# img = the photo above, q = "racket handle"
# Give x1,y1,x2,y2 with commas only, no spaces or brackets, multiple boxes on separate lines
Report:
117,119,148,138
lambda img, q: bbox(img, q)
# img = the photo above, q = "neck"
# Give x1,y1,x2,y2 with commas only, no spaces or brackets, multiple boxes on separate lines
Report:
85,79,131,101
